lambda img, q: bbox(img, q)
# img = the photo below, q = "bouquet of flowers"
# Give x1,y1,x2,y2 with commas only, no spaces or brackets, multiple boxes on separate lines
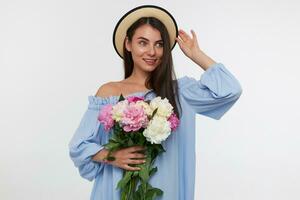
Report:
97,94,180,200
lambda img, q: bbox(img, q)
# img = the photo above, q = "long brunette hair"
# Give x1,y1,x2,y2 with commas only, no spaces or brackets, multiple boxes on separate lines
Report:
123,17,182,118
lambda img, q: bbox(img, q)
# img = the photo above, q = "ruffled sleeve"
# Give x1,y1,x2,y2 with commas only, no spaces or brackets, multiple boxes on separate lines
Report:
68,96,111,181
178,62,242,120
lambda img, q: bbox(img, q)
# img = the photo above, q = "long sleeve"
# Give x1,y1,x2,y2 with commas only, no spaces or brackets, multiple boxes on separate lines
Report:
178,62,242,120
68,98,106,182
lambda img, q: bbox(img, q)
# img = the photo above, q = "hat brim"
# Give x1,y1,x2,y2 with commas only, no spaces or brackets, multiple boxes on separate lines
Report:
113,5,178,59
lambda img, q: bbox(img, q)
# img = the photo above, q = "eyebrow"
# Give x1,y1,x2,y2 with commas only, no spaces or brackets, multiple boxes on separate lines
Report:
137,37,163,42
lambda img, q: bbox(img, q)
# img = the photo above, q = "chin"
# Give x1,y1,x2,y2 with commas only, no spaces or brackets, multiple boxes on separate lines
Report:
137,63,158,71
144,65,159,72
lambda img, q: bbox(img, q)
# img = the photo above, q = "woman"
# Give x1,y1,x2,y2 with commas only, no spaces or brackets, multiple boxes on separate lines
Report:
69,5,242,200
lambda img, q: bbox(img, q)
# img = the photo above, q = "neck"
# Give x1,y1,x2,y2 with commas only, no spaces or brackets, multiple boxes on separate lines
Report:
127,67,150,87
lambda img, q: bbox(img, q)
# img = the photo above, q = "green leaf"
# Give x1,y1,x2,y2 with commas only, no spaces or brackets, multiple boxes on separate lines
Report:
139,163,149,182
114,124,122,133
117,171,133,189
119,94,125,101
133,171,139,177
111,133,121,142
151,108,158,119
128,138,134,146
104,141,120,150
133,190,142,200
145,188,163,200
137,132,146,145
133,184,144,199
149,167,157,177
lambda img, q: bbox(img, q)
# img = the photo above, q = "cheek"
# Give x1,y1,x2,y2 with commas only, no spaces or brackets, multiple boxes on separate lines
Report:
157,49,163,58
158,49,164,57
132,46,147,56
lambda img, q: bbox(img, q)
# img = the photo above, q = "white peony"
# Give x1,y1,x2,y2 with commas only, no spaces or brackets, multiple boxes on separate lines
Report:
135,101,153,116
143,115,171,144
150,97,173,118
111,99,128,122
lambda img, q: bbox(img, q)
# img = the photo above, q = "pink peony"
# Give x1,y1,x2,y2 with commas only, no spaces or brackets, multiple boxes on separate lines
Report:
168,112,180,131
98,104,114,132
126,96,145,103
121,103,148,132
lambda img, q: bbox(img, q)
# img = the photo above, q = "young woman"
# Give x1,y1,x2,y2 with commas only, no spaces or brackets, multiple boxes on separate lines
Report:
69,5,242,200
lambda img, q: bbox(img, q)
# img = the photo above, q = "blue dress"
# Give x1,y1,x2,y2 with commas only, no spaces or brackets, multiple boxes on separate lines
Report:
68,62,242,200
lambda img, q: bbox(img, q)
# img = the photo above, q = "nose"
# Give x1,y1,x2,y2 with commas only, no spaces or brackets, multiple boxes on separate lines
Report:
147,45,156,56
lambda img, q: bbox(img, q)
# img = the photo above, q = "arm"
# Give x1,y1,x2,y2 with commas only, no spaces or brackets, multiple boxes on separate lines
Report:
178,62,242,119
176,29,242,119
192,49,216,71
92,148,109,162
68,97,106,181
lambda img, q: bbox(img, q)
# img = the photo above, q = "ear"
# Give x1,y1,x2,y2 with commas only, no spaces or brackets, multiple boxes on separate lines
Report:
125,36,131,52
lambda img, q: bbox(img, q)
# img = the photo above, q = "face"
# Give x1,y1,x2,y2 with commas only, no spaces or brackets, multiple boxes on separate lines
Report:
125,24,164,72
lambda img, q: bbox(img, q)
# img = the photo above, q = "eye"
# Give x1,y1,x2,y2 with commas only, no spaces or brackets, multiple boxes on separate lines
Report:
156,42,164,47
139,41,146,45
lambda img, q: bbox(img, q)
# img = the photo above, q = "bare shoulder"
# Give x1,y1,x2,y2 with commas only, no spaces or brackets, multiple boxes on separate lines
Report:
95,81,120,97
95,80,147,97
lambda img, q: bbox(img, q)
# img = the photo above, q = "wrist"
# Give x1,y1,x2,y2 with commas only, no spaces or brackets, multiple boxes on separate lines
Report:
192,50,216,70
92,148,109,163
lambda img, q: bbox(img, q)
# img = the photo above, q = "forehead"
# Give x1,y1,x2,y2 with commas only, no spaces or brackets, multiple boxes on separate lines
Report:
132,24,162,40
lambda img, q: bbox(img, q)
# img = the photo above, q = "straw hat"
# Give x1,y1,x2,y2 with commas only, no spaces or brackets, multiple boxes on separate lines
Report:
112,5,178,59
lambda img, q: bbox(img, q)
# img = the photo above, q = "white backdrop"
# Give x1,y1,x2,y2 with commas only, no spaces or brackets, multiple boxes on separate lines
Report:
1,0,300,199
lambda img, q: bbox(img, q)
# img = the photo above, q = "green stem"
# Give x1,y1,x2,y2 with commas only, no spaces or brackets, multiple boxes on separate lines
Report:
132,177,137,198
142,182,147,200
128,176,138,200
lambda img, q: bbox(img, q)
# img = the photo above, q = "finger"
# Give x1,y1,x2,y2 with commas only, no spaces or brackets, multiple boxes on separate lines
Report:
191,29,197,40
178,29,192,41
127,158,146,165
191,29,198,42
175,37,181,43
178,31,188,42
123,164,141,171
127,146,145,153
129,153,147,159
175,37,184,47
177,35,186,44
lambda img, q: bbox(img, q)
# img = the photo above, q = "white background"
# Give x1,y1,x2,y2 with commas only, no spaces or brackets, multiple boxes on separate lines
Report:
1,0,300,199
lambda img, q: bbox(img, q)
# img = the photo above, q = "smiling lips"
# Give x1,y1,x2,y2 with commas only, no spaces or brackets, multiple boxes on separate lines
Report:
143,58,157,65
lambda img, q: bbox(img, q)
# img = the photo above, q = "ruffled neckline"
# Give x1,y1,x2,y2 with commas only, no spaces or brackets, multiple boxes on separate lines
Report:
88,89,154,109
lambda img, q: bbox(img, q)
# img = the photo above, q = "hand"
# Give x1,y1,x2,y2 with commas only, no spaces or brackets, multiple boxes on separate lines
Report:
176,29,216,70
106,146,147,171
175,29,202,62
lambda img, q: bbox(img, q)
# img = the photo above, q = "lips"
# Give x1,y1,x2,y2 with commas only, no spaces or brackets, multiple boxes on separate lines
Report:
143,58,157,65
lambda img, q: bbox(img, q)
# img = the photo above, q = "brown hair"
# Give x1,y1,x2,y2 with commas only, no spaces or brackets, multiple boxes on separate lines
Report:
122,17,182,118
